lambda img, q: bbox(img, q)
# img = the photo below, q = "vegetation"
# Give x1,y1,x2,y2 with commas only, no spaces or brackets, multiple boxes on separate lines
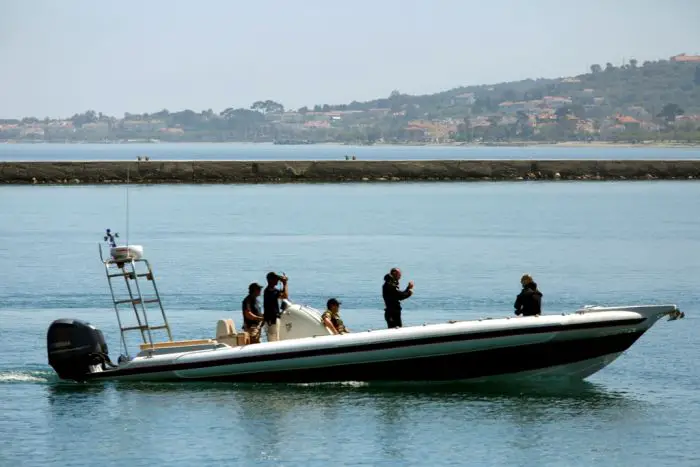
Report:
2,56,700,144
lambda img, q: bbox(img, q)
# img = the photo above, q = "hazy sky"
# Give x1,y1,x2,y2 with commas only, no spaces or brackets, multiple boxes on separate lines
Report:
2,0,699,118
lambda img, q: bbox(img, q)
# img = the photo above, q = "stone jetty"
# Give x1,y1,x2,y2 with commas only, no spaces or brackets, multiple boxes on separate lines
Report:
0,160,698,184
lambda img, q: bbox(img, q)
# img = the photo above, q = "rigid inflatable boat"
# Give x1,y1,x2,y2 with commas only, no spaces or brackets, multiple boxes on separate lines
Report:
46,240,685,384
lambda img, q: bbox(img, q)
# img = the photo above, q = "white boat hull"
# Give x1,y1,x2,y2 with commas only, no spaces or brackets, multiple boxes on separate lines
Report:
59,303,682,385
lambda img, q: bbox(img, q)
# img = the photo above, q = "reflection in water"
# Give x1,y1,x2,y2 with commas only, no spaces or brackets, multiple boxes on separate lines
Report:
36,376,648,464
42,377,640,405
373,394,409,462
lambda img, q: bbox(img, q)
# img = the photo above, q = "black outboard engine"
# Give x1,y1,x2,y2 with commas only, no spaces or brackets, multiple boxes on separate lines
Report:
47,318,114,382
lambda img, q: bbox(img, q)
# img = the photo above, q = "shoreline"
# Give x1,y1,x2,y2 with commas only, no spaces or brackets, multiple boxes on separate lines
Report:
2,140,700,149
1,160,699,185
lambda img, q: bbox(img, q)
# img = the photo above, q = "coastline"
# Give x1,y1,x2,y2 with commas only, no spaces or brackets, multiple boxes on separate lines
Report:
2,140,699,149
1,160,699,185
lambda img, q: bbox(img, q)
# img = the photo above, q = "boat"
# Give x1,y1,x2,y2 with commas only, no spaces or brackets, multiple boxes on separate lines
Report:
46,234,686,384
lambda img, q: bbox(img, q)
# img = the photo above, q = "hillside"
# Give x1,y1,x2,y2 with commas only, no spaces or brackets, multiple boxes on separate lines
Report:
315,57,700,118
2,55,700,144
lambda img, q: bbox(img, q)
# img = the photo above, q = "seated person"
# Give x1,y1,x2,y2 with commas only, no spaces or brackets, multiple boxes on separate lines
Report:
242,282,264,343
514,274,543,317
321,298,349,334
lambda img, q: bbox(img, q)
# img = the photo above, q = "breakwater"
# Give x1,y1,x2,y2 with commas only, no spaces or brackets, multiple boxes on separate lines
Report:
1,160,699,184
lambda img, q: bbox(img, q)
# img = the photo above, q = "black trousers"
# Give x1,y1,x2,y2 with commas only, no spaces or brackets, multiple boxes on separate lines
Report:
384,310,402,328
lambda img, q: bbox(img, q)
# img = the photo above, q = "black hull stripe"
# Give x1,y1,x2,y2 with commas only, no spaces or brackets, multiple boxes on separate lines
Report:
85,317,646,380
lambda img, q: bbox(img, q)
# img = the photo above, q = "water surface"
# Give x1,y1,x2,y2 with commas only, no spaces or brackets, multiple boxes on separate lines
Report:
2,141,700,161
0,181,698,466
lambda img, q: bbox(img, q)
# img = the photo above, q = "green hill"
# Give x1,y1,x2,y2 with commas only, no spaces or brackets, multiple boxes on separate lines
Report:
316,58,700,119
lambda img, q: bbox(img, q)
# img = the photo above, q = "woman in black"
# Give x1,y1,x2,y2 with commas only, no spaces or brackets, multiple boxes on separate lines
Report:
514,274,543,317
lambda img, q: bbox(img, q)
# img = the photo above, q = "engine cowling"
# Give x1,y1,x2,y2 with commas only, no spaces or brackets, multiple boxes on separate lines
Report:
47,318,112,381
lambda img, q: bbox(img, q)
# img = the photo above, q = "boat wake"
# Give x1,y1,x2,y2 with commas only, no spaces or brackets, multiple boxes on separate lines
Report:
0,367,57,384
289,381,370,388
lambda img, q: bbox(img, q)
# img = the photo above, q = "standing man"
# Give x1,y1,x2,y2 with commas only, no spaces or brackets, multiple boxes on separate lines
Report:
241,282,264,343
263,271,289,342
382,267,414,328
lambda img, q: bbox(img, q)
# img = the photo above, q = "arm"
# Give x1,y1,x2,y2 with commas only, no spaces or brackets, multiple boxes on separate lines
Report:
322,317,339,334
514,292,522,315
396,287,413,301
279,276,289,299
243,299,263,322
385,282,413,301
244,309,263,322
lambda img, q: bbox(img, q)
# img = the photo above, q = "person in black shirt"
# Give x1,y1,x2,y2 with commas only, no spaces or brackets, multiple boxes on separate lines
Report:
241,282,264,343
263,271,289,342
382,267,414,328
514,274,543,317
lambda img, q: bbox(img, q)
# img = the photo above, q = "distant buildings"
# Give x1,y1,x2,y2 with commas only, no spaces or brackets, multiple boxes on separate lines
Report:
670,53,700,63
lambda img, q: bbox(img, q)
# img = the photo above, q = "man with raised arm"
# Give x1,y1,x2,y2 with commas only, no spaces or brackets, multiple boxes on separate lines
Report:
382,267,414,328
263,271,288,342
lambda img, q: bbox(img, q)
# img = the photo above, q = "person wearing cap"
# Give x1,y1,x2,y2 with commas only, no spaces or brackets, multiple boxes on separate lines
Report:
514,274,543,317
241,282,264,343
263,271,289,342
321,298,349,334
382,267,414,328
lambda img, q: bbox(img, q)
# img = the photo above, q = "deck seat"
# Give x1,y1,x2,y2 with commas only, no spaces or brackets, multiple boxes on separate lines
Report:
215,318,249,346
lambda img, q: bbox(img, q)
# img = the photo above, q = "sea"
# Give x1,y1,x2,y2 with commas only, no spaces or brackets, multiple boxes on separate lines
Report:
1,141,700,161
1,143,699,466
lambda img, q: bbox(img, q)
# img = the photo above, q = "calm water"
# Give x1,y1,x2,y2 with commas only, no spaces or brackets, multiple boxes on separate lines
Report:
1,181,699,466
2,141,700,161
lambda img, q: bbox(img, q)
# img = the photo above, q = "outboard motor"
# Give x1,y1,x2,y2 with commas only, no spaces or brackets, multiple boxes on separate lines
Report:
47,318,114,382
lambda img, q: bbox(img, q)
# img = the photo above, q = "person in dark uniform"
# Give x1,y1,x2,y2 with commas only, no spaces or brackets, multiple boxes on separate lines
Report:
241,282,264,343
382,267,414,328
514,274,543,317
263,271,288,342
321,298,349,334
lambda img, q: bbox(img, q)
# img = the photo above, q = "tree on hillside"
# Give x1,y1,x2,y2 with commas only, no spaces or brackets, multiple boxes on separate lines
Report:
590,64,602,74
179,109,203,125
388,90,403,112
250,100,284,114
502,89,517,101
70,110,98,128
657,103,684,123
629,59,638,68
555,106,572,121
605,62,615,72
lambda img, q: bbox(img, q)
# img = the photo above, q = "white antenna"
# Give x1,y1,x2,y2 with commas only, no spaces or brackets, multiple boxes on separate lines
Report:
126,164,130,248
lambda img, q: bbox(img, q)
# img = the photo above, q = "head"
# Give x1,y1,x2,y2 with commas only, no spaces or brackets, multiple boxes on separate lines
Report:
520,274,533,287
390,267,402,281
327,298,341,313
248,282,262,297
266,271,280,286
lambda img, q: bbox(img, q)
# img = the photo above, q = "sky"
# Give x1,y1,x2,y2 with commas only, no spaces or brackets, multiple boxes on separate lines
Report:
1,0,699,119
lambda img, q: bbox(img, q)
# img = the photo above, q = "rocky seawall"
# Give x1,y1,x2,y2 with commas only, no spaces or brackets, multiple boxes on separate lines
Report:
1,160,699,184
